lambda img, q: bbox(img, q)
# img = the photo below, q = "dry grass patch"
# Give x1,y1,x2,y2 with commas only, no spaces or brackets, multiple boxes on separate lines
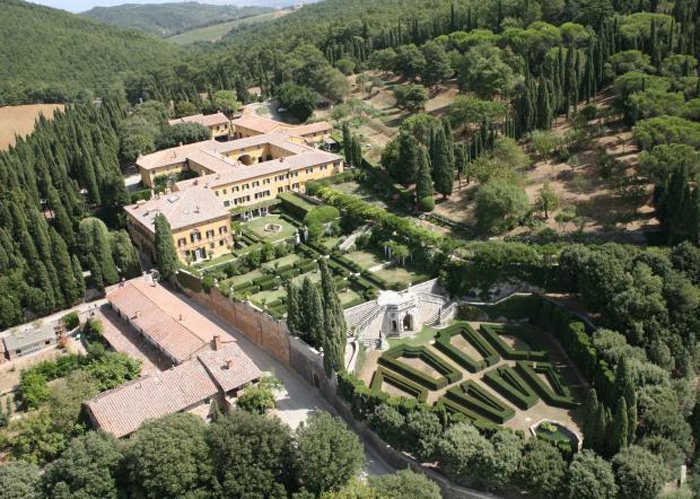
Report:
0,104,64,150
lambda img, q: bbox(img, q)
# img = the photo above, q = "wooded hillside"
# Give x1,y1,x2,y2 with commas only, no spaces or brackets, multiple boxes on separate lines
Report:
0,0,180,105
82,2,272,37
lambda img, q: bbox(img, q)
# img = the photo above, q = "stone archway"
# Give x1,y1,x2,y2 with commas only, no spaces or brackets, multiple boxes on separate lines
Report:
402,314,413,332
239,154,254,166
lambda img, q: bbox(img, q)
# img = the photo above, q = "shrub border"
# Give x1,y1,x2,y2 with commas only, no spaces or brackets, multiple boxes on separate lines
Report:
444,380,515,424
479,324,549,361
515,361,578,409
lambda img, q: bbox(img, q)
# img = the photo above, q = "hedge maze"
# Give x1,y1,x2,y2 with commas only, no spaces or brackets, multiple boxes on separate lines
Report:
378,345,462,391
516,361,579,410
372,321,580,428
482,365,539,410
479,324,549,361
435,323,499,373
370,366,428,403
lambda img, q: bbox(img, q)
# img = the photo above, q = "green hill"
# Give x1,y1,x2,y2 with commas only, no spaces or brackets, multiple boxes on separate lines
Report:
0,0,181,105
82,2,272,38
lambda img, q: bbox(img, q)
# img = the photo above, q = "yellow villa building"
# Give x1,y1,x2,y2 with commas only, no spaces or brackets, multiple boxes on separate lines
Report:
168,112,231,141
126,118,342,263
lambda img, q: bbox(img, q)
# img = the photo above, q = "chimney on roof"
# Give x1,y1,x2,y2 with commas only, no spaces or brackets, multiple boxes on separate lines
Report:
226,359,234,370
133,310,140,320
212,335,221,351
195,206,200,213
178,314,182,321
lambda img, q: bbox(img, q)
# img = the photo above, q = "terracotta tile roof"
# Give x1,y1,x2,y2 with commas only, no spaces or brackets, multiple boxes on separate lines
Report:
177,149,340,190
198,345,261,393
85,360,219,438
232,115,281,134
136,140,216,171
292,122,333,136
124,186,229,234
168,112,229,128
85,344,261,438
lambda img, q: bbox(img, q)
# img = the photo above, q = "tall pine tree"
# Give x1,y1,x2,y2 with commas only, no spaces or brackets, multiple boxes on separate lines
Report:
154,214,179,283
431,127,454,198
320,259,346,377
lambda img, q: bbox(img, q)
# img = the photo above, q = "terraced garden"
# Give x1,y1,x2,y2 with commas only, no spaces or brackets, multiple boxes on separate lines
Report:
191,193,433,320
366,321,584,435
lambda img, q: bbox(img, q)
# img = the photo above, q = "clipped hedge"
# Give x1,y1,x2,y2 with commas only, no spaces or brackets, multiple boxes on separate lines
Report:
279,191,318,218
378,344,462,391
370,366,429,403
435,397,497,431
479,324,549,362
482,365,539,410
515,361,578,409
304,205,340,227
444,380,516,425
434,323,500,373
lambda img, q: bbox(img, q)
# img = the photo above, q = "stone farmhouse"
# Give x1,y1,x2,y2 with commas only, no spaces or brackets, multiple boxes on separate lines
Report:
84,275,262,438
168,111,231,141
127,117,341,263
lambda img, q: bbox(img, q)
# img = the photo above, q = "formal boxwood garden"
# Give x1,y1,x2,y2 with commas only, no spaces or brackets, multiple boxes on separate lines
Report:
482,365,539,410
444,380,516,425
434,323,500,373
479,324,549,362
369,366,429,403
516,361,579,410
378,345,462,391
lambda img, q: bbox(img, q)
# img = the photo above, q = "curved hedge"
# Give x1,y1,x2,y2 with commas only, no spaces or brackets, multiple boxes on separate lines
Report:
435,397,497,431
444,380,515,424
434,323,499,373
515,361,578,410
370,366,428,403
479,324,548,362
378,344,462,391
482,365,539,410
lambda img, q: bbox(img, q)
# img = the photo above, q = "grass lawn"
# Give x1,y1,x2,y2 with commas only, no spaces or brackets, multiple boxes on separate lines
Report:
195,253,236,271
167,10,286,45
346,250,385,270
249,269,322,307
261,253,300,270
387,325,438,348
322,236,342,251
375,265,431,286
244,215,298,243
333,181,391,210
338,288,361,306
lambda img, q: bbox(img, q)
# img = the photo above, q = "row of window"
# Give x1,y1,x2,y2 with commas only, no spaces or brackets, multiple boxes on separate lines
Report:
177,226,228,247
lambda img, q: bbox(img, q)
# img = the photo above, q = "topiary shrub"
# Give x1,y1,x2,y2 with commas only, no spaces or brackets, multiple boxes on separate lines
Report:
418,196,435,212
61,311,80,330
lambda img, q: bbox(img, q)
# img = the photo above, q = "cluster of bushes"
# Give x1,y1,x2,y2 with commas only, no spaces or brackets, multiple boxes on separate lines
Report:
378,345,462,391
434,323,499,373
479,324,549,361
278,191,318,219
483,365,539,410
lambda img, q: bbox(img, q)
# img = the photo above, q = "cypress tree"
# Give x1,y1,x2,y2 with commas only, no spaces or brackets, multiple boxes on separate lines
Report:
583,388,600,449
593,403,608,454
49,228,77,307
286,281,299,335
320,259,346,377
72,254,86,301
342,123,352,164
91,220,119,285
154,214,179,283
624,384,638,444
305,278,325,348
432,127,454,198
442,119,455,169
111,231,141,279
353,137,363,167
537,79,552,130
396,131,419,185
609,397,629,456
87,254,105,294
415,146,434,211
454,143,467,186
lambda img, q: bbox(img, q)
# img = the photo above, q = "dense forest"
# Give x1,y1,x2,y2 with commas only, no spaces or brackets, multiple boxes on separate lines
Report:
0,0,180,105
82,2,272,37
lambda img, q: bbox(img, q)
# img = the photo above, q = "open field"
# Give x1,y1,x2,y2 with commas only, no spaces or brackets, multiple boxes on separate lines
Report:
167,10,290,45
0,104,64,150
